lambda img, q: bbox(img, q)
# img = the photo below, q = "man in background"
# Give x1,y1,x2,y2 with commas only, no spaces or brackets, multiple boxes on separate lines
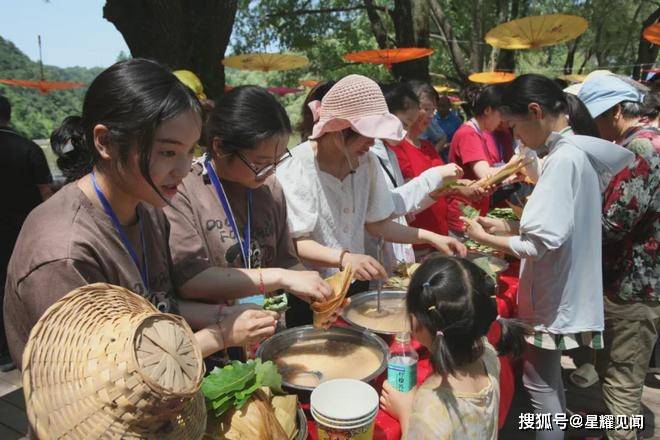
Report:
0,94,53,371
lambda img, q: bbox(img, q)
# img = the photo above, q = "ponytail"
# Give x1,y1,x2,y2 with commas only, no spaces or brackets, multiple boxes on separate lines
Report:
50,116,93,182
495,317,528,359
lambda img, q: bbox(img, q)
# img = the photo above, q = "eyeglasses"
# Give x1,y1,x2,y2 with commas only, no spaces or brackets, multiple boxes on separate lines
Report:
234,149,292,180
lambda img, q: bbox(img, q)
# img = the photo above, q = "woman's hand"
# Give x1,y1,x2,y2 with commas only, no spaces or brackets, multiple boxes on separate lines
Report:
422,232,467,257
475,216,510,234
460,216,488,242
342,252,388,281
437,163,463,182
220,305,279,347
281,269,333,303
316,298,351,329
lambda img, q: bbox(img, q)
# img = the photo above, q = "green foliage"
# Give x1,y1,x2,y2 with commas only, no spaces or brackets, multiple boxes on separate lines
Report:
0,36,101,139
201,358,283,417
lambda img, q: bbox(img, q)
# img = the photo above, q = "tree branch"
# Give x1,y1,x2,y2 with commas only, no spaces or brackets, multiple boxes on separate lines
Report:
363,0,391,49
266,6,385,18
428,0,469,82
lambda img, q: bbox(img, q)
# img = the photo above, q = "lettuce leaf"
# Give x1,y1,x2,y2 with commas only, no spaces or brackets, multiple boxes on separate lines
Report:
202,358,283,417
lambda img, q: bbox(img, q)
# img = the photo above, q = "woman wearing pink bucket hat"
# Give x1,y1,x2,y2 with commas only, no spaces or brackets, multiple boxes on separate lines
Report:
277,74,466,323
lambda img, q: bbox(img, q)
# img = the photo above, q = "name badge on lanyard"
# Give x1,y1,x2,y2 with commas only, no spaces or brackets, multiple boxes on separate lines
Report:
91,171,149,292
204,159,264,305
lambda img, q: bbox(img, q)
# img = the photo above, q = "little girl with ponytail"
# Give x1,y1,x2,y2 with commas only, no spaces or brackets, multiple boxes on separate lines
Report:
380,254,527,439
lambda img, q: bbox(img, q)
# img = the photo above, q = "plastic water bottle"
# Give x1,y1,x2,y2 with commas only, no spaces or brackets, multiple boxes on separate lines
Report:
387,332,418,392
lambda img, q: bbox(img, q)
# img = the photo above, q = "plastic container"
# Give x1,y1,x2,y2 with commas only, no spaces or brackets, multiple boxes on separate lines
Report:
310,379,379,440
387,332,418,392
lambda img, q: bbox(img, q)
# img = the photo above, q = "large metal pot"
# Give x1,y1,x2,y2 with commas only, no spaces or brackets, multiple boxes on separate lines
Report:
257,325,388,400
341,290,409,338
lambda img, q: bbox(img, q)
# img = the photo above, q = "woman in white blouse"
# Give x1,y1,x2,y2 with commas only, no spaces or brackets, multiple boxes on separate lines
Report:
276,75,466,285
462,74,633,439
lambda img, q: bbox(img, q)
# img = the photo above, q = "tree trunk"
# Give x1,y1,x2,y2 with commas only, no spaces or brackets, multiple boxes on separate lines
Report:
103,0,237,99
469,0,484,72
428,0,469,83
492,0,516,73
390,0,431,81
633,7,660,80
563,36,581,74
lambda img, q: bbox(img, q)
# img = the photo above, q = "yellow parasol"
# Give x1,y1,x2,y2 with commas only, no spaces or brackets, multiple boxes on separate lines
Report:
557,74,587,83
222,53,309,72
468,71,516,84
434,85,458,93
643,23,660,46
485,14,588,50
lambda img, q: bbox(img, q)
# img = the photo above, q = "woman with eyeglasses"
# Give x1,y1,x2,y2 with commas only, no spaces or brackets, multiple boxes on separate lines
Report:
164,86,334,324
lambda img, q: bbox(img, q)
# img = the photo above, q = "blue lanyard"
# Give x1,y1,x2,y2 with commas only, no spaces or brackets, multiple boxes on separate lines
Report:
204,158,252,269
91,171,149,291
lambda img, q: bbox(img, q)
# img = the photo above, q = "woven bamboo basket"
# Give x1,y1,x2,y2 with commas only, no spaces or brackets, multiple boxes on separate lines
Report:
22,283,207,439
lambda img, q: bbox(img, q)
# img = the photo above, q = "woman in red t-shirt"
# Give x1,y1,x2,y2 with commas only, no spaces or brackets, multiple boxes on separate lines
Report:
447,85,511,234
383,82,485,252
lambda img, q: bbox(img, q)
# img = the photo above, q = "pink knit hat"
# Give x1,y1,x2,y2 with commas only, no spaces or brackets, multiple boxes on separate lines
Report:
308,74,406,142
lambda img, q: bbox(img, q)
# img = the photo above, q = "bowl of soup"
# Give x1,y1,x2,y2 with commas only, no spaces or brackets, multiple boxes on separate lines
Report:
257,326,388,396
342,290,410,336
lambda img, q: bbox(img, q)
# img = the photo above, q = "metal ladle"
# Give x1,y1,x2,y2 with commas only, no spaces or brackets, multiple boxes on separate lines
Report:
376,236,384,313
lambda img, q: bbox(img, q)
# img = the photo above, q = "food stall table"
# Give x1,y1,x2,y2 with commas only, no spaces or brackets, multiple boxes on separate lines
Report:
306,263,520,439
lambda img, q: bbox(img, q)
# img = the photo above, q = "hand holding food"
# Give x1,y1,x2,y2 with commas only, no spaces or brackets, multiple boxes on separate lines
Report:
281,269,333,303
343,252,387,281
460,216,488,242
437,163,463,182
311,265,353,329
220,307,279,347
476,216,509,234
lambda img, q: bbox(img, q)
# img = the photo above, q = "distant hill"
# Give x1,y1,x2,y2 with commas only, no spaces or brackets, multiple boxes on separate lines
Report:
0,36,103,139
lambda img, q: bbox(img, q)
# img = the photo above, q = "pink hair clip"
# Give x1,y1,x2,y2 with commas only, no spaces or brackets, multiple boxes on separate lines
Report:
436,330,444,337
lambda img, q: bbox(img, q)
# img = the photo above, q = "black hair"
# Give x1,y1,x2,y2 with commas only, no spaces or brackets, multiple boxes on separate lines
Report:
381,82,419,114
50,116,87,182
299,80,336,140
206,85,291,156
499,74,567,117
0,95,10,122
407,80,439,105
462,84,503,118
407,255,528,375
564,93,600,138
643,91,660,120
49,58,201,189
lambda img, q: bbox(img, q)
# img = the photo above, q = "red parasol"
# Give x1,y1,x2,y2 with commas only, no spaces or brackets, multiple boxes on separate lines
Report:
267,86,303,96
343,47,434,68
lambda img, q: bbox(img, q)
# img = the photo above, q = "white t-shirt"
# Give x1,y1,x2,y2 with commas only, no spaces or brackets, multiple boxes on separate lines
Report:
276,141,394,277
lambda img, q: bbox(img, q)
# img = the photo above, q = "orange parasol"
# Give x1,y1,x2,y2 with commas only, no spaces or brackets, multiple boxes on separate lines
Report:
468,71,516,84
343,47,434,68
485,14,588,50
222,53,309,72
643,23,660,45
299,79,320,88
0,36,86,94
0,79,86,94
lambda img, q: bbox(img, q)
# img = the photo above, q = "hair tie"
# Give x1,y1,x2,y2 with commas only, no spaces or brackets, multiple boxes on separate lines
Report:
308,100,322,122
436,330,444,337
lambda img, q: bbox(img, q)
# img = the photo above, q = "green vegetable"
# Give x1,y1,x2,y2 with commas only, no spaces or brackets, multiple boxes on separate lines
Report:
263,293,288,312
460,203,480,219
465,239,495,254
202,359,283,417
487,207,518,221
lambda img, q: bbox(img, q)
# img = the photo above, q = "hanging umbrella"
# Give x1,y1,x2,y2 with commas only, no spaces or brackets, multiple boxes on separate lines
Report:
485,14,588,50
468,72,516,84
0,36,86,94
343,47,434,68
434,85,458,93
267,86,303,96
557,74,587,83
222,53,309,72
299,79,320,88
643,23,660,46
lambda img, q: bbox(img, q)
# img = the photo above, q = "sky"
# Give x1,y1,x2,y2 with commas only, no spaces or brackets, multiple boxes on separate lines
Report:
1,0,130,68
